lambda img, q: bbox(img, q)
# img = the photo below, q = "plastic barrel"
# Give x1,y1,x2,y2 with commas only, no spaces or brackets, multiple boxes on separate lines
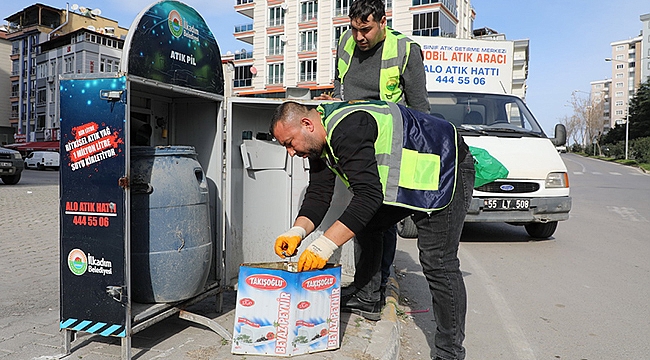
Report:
130,146,212,303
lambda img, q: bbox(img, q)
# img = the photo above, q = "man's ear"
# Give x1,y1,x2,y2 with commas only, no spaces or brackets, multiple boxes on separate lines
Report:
380,15,387,29
301,117,314,132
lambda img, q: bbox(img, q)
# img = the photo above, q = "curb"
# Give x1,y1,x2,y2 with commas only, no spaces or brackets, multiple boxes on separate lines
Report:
367,271,401,360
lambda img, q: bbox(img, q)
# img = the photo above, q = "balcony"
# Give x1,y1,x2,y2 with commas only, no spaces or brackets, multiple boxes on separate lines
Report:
234,23,254,45
235,0,254,18
234,51,254,61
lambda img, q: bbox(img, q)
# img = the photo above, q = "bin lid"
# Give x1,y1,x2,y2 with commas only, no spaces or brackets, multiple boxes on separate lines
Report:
120,0,224,95
131,145,198,158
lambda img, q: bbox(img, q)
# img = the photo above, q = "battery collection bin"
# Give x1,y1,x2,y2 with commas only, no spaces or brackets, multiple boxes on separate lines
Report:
130,146,212,303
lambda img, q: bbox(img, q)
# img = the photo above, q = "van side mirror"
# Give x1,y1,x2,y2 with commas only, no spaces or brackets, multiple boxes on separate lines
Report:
550,123,566,146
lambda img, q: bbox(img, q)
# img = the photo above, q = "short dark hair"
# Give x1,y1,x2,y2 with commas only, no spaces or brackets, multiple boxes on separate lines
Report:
349,0,386,23
269,101,310,137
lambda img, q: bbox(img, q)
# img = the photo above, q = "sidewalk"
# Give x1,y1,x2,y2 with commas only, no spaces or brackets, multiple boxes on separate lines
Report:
0,183,400,360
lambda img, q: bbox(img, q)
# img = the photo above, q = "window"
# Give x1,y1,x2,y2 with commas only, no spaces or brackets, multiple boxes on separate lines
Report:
615,54,624,60
335,0,351,16
100,57,120,73
300,59,317,82
37,89,47,105
615,109,624,116
37,63,48,79
615,82,623,88
616,45,625,51
11,104,18,118
615,100,624,106
50,60,57,76
334,25,350,47
268,35,285,55
615,91,623,97
268,63,284,84
413,12,439,36
269,6,285,27
234,65,252,88
300,30,318,51
615,73,623,78
301,0,318,22
64,56,74,74
12,60,19,76
11,83,19,97
616,64,624,69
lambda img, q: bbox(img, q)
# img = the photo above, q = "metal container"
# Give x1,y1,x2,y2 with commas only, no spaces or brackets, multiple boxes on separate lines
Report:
130,146,212,303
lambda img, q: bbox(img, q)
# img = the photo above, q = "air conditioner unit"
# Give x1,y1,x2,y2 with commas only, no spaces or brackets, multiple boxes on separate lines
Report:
47,75,55,83
280,2,288,10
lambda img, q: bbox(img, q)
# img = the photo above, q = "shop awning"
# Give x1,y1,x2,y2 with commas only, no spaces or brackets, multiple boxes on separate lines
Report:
9,141,60,152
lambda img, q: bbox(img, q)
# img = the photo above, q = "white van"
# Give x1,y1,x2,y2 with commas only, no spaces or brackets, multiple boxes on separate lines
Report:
393,36,572,240
24,151,60,170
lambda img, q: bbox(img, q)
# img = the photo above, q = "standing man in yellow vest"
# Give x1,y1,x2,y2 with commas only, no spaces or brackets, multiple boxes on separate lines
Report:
315,0,430,311
316,0,429,111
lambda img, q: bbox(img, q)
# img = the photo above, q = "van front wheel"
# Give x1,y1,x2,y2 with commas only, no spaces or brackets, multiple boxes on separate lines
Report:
524,222,558,239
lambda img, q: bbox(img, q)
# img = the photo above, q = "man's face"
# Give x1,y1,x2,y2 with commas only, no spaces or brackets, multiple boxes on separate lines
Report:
273,118,324,159
350,14,386,52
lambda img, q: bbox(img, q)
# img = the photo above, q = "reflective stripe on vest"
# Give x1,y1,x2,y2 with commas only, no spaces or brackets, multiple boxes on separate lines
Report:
336,28,413,105
318,101,458,212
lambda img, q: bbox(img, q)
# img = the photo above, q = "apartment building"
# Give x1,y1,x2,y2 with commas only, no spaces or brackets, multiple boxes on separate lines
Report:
4,3,127,143
641,13,650,84
608,36,643,129
0,26,13,144
231,0,471,97
590,79,611,133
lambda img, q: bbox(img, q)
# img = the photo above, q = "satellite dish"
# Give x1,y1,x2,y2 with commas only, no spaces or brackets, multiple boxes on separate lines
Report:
241,48,247,54
87,25,96,31
79,6,87,13
280,2,288,9
91,8,102,16
280,35,288,42
70,4,79,10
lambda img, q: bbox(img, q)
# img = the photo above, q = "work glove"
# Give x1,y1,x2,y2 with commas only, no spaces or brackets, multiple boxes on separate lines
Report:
274,226,307,258
297,235,338,272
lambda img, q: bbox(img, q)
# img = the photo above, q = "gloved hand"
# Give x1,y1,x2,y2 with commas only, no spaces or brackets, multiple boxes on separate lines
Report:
274,226,307,258
298,235,338,272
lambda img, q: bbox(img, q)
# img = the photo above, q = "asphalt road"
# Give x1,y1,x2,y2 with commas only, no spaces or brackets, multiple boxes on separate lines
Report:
395,153,650,360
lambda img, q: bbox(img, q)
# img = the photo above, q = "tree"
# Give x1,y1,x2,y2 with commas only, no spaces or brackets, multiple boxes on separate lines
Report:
628,78,650,139
565,91,605,153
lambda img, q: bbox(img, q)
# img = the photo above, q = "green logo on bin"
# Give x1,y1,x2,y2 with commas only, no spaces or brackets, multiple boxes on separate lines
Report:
168,10,184,38
68,249,88,276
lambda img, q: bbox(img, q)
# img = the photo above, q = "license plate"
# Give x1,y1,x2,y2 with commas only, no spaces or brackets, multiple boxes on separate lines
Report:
483,198,530,210
0,162,12,167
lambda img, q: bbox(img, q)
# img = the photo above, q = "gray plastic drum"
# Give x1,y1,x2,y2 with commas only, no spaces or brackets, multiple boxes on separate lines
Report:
130,146,212,303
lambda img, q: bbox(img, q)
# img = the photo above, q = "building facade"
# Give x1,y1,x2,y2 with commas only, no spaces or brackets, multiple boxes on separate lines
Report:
608,36,643,130
641,13,650,84
4,3,127,143
590,79,611,133
0,26,13,145
231,0,471,97
230,0,529,101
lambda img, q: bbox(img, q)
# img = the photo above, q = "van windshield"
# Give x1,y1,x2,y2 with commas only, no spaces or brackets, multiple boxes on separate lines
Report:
428,92,546,137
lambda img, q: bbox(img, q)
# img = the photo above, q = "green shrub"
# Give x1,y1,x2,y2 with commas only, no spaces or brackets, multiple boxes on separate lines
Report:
630,137,650,163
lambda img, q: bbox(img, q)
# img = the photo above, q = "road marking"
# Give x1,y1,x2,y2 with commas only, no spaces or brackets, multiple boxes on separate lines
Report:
609,172,622,176
592,172,602,175
573,172,583,175
460,248,537,360
606,206,649,222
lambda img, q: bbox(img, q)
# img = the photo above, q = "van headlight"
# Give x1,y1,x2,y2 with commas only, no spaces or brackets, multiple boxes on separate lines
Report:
545,172,569,188
15,153,22,160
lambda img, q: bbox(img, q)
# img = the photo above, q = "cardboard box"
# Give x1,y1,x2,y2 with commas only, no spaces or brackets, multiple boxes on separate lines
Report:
231,262,341,356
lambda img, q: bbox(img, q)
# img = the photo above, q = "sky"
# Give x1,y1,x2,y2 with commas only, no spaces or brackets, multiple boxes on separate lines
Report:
3,0,649,134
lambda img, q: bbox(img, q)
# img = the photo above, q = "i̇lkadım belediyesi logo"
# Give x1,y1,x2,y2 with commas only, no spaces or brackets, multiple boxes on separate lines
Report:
168,9,184,38
68,248,87,276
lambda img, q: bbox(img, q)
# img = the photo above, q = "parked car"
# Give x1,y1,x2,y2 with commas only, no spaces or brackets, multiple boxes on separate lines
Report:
24,151,60,170
0,146,24,184
556,145,567,153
